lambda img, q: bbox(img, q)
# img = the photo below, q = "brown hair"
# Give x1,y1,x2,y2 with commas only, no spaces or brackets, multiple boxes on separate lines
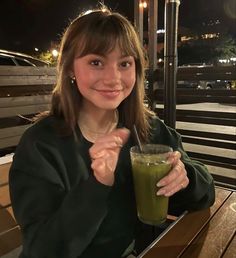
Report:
51,7,154,142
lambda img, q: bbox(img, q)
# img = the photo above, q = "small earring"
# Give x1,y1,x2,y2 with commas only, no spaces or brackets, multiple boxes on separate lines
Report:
70,76,76,84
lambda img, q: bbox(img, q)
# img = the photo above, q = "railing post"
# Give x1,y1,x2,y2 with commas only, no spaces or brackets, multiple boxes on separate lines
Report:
147,0,158,109
134,0,144,44
164,0,180,128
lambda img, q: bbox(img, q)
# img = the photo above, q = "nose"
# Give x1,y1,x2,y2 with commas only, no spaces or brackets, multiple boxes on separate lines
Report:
103,65,121,86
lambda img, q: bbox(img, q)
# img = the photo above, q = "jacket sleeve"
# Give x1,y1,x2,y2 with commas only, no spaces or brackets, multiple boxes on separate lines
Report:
150,117,215,215
9,130,111,258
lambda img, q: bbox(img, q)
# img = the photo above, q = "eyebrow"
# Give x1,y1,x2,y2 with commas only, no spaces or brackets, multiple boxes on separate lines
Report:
87,53,133,59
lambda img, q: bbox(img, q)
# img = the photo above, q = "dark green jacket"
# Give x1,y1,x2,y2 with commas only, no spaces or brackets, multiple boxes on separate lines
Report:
9,116,215,258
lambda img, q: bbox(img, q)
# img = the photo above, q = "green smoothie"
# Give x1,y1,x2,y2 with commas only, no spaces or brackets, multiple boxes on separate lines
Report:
130,144,172,225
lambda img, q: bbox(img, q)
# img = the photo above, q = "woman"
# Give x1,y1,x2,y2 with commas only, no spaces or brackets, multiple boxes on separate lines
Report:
9,7,215,258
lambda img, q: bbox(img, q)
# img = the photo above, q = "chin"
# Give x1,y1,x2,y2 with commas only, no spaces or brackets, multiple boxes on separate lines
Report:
95,101,122,110
98,105,120,110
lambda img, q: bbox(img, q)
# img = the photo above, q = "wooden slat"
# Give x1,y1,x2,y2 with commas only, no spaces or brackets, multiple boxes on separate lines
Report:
0,77,55,86
153,89,236,97
0,95,51,108
141,188,232,258
0,162,11,185
175,116,236,126
223,232,236,258
153,88,236,104
0,155,22,256
0,116,33,129
187,152,236,168
0,226,22,256
177,129,236,141
0,85,53,97
0,103,50,118
182,136,236,150
0,185,10,208
0,67,56,87
213,175,236,191
0,206,17,233
156,109,236,126
155,96,236,104
181,192,236,258
0,125,29,149
0,136,22,150
0,125,30,139
176,110,235,119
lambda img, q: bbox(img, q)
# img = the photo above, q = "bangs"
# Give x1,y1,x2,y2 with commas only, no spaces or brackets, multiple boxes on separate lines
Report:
74,13,138,58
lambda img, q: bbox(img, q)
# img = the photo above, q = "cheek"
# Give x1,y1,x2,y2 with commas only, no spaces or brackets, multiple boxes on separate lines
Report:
124,75,136,98
74,75,88,96
126,70,136,89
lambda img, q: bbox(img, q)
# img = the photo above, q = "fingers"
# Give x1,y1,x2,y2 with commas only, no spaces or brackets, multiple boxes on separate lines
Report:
90,136,122,159
89,128,130,186
91,157,114,186
89,128,130,159
91,149,118,185
113,128,130,144
167,151,181,166
157,152,189,197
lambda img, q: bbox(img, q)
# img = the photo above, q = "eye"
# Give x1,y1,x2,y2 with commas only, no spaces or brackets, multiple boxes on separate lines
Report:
120,61,132,68
90,59,102,66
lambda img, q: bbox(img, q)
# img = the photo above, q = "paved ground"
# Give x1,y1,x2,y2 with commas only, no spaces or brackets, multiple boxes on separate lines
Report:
176,102,236,112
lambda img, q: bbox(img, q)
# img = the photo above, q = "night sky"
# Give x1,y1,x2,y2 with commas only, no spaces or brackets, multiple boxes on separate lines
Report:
0,0,235,54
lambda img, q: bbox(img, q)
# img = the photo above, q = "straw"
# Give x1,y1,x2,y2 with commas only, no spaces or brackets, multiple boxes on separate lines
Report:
133,125,143,153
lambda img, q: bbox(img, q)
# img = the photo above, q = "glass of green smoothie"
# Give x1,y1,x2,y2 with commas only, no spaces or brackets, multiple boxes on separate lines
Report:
130,144,172,225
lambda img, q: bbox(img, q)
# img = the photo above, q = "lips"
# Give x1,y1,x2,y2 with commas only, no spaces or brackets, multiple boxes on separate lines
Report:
95,89,122,98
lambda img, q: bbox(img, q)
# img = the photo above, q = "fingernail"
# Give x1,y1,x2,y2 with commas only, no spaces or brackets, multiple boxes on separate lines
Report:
115,137,122,145
156,189,164,196
122,127,130,133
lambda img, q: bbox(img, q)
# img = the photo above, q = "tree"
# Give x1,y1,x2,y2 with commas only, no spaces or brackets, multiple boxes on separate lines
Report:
177,34,236,65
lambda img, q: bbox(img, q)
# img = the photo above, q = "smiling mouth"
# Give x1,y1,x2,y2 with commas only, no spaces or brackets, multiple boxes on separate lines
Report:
95,89,121,98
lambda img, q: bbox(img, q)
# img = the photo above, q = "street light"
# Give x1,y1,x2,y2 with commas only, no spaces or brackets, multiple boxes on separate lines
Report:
139,1,148,9
143,1,148,8
51,49,58,58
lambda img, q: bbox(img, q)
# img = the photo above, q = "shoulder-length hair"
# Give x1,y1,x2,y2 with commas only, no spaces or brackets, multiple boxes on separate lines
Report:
51,7,154,142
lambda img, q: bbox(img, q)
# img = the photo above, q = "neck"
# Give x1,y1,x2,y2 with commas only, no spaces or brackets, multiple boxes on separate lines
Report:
78,109,119,142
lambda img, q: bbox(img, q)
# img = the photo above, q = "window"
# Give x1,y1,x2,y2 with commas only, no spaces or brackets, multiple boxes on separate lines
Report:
0,56,15,65
15,57,35,66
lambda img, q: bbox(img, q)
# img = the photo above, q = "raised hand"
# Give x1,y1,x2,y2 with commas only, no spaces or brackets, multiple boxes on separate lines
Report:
89,128,130,186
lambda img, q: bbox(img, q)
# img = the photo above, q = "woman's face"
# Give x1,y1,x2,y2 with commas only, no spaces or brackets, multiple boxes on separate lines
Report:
73,46,136,112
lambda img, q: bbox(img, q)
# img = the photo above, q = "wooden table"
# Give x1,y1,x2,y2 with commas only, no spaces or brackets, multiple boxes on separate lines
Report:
138,186,236,258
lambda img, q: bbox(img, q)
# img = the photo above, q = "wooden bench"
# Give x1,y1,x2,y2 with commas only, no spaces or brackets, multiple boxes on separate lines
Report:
139,186,236,258
0,66,55,157
0,159,22,257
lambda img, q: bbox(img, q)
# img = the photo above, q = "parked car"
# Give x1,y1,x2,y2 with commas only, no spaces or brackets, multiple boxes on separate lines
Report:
178,64,232,90
0,49,50,67
197,80,232,90
177,80,199,89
